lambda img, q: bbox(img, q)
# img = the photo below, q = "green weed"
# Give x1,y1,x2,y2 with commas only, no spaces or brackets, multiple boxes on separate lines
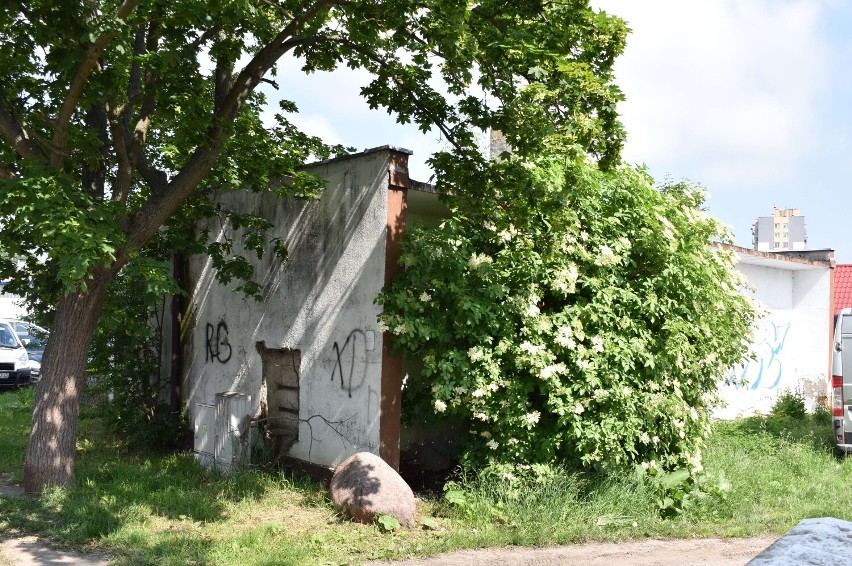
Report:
770,390,808,420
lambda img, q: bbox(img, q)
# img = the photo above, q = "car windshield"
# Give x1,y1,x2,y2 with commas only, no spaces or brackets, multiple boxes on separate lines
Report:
22,336,44,350
0,324,22,349
12,321,47,351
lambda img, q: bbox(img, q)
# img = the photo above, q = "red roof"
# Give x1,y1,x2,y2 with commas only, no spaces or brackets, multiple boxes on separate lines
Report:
836,265,852,315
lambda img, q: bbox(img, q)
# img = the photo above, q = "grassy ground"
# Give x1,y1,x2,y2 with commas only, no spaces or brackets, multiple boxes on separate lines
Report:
1,386,850,565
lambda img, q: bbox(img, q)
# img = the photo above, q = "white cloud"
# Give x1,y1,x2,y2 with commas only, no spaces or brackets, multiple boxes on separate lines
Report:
594,0,832,190
287,113,344,146
272,55,376,112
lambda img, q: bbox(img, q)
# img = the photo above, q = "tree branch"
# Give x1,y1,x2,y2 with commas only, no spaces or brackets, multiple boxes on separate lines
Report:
50,0,140,169
108,110,133,204
215,0,333,123
0,100,45,160
81,103,109,201
258,0,295,20
188,25,223,52
126,144,221,249
117,18,164,199
214,30,235,113
135,153,169,194
128,20,160,172
124,0,336,249
127,25,146,103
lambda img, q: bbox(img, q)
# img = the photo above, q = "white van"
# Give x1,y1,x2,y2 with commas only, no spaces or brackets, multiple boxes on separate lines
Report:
832,308,852,452
0,319,31,390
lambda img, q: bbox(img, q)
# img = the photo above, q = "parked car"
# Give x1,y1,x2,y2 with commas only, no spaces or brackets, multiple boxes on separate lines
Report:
0,319,31,390
7,320,47,380
833,308,852,453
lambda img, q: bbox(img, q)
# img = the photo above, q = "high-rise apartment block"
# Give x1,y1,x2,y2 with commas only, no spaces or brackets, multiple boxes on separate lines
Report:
751,208,807,252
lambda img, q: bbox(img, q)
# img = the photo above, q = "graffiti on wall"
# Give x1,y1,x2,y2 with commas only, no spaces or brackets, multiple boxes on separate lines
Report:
205,319,232,364
331,329,368,398
730,320,791,391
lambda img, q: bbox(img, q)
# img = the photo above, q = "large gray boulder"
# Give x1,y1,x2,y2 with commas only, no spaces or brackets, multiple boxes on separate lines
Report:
747,517,852,565
330,452,416,527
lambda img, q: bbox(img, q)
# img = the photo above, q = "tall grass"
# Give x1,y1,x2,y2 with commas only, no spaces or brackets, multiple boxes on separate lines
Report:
2,387,852,565
0,387,34,479
434,409,852,547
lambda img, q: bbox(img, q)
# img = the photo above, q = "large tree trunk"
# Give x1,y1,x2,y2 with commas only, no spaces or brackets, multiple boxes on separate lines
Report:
24,267,115,494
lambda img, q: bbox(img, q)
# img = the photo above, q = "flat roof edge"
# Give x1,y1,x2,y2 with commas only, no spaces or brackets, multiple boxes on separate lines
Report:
304,145,413,169
717,243,835,268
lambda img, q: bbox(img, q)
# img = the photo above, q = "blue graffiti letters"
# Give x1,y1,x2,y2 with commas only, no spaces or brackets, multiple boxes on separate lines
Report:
731,320,790,390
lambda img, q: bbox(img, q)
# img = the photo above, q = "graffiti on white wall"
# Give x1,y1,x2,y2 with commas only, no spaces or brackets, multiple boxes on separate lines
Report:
331,329,369,398
730,320,791,391
205,319,232,364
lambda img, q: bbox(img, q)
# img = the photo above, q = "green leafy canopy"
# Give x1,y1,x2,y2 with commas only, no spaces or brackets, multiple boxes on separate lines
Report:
0,0,627,301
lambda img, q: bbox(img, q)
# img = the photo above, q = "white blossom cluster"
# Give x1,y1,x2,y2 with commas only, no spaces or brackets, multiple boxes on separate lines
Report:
393,322,408,335
594,244,619,267
525,303,541,318
468,253,493,269
519,341,545,355
688,448,703,474
540,363,567,380
551,263,579,295
468,346,485,362
555,326,575,348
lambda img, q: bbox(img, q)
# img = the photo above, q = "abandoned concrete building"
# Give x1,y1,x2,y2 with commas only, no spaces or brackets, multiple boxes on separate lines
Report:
161,146,446,472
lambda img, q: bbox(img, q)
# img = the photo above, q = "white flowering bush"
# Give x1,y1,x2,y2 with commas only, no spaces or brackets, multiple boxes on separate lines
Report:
378,156,755,476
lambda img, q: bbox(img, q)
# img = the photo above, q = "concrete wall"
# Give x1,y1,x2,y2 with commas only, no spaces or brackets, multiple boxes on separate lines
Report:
716,250,832,418
182,149,396,468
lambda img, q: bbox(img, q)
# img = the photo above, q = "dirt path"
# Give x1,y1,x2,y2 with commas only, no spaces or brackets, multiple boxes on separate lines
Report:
367,536,779,566
0,535,778,566
0,536,111,566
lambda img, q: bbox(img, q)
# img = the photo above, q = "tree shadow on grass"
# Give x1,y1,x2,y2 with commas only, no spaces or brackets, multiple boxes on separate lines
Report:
0,418,330,564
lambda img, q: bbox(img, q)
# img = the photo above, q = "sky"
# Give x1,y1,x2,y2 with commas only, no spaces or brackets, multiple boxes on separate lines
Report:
261,0,852,263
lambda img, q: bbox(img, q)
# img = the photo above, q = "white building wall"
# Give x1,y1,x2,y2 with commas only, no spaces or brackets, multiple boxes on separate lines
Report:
716,257,831,418
0,282,26,320
183,150,392,468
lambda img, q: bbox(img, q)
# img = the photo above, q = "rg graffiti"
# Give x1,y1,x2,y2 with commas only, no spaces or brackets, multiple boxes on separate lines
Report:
206,320,232,364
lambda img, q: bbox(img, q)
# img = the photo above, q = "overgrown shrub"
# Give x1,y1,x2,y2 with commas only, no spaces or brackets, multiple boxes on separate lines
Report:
770,390,807,420
379,155,756,477
812,394,832,425
87,246,187,450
